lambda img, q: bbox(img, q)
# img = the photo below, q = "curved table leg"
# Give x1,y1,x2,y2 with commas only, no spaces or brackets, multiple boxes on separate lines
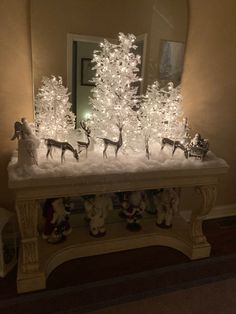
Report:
16,199,45,293
190,185,217,245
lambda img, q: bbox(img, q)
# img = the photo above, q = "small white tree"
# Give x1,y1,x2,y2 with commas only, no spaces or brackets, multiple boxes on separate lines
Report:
139,81,186,158
138,81,163,158
159,82,185,140
34,76,75,141
89,33,142,151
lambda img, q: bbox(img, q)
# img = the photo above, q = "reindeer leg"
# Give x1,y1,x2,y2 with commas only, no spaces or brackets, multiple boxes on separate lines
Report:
115,146,120,158
48,146,54,159
103,144,108,159
145,144,150,160
46,147,50,159
172,144,177,156
46,146,52,159
61,149,65,163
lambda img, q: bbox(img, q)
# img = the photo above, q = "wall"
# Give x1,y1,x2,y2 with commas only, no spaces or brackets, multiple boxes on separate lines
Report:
181,0,236,205
0,0,33,209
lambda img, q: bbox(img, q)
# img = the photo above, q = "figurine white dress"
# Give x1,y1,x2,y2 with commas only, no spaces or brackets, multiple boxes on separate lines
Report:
12,117,40,167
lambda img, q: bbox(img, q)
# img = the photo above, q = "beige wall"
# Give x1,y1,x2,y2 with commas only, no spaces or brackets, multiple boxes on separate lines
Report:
0,0,33,209
181,0,236,205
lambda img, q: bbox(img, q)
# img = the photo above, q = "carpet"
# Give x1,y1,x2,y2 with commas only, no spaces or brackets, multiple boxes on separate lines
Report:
89,276,236,314
1,253,236,314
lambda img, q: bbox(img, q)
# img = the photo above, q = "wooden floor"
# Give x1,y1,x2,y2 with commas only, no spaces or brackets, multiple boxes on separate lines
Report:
1,216,236,311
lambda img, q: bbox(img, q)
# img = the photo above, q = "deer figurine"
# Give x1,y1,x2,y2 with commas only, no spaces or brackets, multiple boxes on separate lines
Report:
77,121,91,158
161,138,186,156
45,139,79,163
98,123,123,158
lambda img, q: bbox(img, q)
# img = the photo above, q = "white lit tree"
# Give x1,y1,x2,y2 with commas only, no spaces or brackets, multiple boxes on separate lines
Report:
158,82,186,140
138,81,163,159
89,33,142,150
138,81,186,158
34,76,75,141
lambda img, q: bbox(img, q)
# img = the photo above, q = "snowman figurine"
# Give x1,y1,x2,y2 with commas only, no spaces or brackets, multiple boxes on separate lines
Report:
84,194,113,237
153,188,179,228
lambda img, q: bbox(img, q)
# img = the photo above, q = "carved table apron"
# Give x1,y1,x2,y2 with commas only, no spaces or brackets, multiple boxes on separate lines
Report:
9,164,228,293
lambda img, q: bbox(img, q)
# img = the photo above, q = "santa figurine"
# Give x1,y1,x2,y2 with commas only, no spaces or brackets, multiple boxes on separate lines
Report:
121,191,146,231
42,198,72,244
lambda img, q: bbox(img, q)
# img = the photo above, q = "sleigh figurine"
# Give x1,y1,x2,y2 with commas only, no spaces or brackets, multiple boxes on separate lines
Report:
161,133,209,161
185,133,209,161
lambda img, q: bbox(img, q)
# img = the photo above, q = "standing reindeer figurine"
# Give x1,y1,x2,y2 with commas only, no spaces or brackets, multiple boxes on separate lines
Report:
45,139,79,163
98,123,123,158
77,121,91,158
161,138,187,158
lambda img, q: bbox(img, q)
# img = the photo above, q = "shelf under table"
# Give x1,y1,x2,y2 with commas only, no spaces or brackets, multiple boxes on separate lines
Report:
9,159,229,293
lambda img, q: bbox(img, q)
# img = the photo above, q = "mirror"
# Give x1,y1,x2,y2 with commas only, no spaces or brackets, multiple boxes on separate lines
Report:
31,0,188,125
67,33,147,124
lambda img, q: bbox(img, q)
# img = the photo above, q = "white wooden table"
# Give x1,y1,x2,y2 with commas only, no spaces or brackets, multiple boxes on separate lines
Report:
8,160,228,293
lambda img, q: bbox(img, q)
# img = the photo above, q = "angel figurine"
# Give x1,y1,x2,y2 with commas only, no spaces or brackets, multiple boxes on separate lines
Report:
11,117,40,166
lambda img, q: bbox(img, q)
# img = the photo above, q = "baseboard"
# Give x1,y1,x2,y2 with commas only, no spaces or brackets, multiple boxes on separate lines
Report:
181,203,236,222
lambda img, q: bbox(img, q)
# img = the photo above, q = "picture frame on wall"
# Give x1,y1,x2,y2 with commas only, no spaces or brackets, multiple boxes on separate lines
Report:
81,58,96,86
159,40,185,84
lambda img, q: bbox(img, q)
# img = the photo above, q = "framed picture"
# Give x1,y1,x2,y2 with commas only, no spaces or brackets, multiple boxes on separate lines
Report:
159,40,185,83
81,58,96,86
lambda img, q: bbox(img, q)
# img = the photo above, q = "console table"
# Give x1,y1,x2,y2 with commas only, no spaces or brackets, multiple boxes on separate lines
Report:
8,159,228,293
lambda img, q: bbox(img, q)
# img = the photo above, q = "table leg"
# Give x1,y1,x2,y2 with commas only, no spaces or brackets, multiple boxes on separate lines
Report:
15,199,39,273
190,185,217,245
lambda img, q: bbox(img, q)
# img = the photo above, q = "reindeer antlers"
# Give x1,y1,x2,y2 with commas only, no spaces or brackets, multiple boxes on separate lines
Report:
115,121,124,130
79,120,91,135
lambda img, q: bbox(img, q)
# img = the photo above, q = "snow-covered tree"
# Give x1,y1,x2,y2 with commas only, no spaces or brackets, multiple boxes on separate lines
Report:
138,81,186,158
89,33,142,150
138,81,163,159
158,82,185,140
34,76,75,141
